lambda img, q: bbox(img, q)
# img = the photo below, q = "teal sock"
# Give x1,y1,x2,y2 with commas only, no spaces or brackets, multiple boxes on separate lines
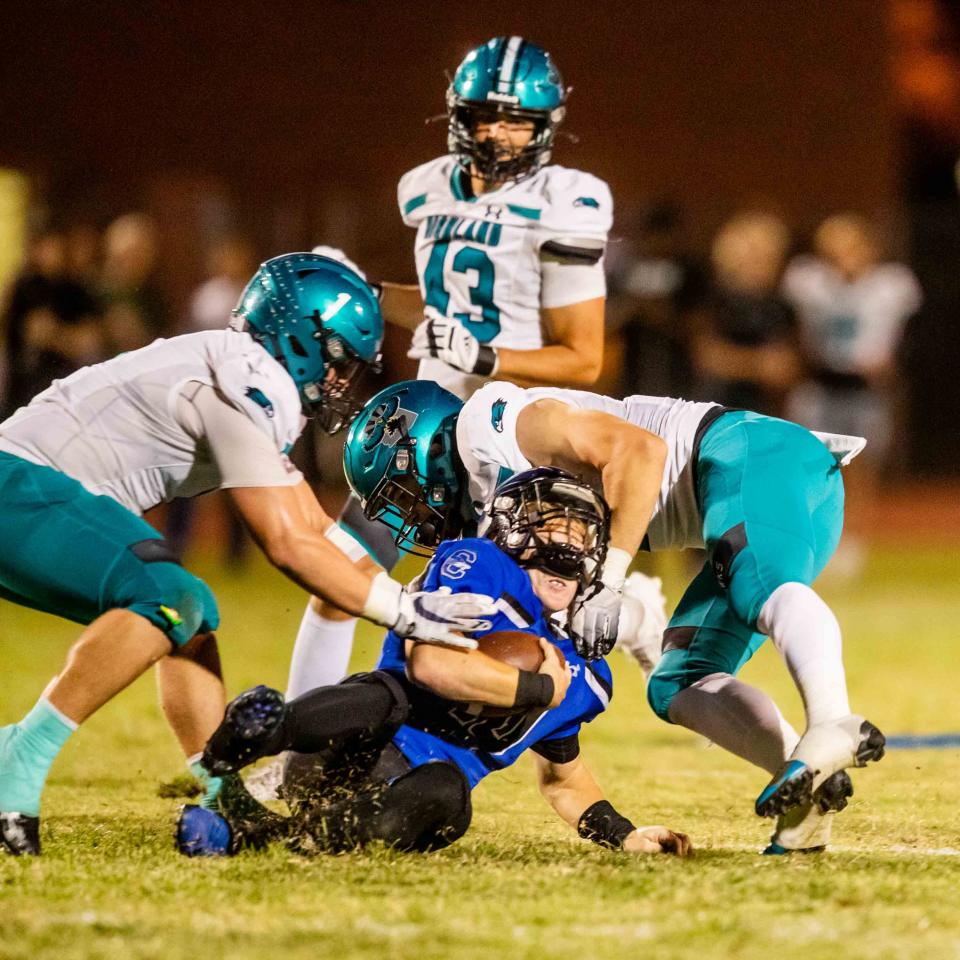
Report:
189,756,222,810
0,697,77,816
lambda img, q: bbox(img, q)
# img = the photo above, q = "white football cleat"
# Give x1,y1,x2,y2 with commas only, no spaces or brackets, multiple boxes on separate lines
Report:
762,769,853,854
756,715,884,818
614,573,667,679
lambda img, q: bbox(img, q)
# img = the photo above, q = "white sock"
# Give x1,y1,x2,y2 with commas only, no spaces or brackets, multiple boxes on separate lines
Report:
285,604,357,699
668,672,800,774
758,582,850,727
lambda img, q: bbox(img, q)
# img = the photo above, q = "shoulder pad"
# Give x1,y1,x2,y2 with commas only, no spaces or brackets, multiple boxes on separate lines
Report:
398,156,455,224
538,167,613,244
212,341,304,455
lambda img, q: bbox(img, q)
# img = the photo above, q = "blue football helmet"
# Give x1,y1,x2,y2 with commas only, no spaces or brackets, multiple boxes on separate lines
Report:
447,36,566,184
486,467,610,589
231,252,383,434
343,380,468,555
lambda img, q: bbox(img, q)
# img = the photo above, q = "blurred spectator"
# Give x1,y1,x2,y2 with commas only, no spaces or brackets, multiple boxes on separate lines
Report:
182,234,258,333
689,211,801,414
165,235,259,566
64,223,102,286
100,212,168,352
782,213,922,467
606,202,706,397
2,227,105,415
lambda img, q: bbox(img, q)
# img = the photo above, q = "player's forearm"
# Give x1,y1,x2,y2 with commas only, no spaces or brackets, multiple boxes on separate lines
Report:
407,644,520,706
378,282,424,332
537,758,604,829
260,527,389,619
495,342,603,388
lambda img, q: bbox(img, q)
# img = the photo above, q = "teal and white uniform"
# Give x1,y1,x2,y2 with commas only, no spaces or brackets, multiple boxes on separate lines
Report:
398,156,612,399
457,382,864,719
0,330,305,646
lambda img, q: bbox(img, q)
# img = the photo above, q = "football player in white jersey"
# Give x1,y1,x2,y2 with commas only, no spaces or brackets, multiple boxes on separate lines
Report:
284,37,619,727
344,379,888,854
0,254,494,856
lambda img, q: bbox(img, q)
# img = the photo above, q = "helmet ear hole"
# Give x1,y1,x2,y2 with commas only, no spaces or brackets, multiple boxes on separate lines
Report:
288,335,309,358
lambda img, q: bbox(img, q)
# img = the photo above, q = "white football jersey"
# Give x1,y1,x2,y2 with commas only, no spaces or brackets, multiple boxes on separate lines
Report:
457,382,718,551
398,155,613,399
782,257,922,374
0,330,304,515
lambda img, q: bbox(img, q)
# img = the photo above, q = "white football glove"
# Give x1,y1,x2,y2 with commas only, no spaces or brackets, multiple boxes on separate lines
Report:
615,572,667,679
408,314,498,376
362,573,492,649
570,583,623,660
570,547,633,660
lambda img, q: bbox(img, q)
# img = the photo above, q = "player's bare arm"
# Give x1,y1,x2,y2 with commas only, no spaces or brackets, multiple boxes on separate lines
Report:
516,399,668,555
405,636,570,709
534,753,693,856
378,282,424,332
495,296,605,388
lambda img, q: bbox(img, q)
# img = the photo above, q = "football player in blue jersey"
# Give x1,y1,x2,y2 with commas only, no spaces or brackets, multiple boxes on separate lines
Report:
177,469,691,858
341,378,887,855
282,36,627,730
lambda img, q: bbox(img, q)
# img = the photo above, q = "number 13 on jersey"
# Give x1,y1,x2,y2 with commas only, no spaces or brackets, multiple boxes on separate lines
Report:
424,242,501,343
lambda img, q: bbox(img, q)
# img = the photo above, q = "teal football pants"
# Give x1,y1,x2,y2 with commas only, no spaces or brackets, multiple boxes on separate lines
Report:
0,453,218,647
647,412,844,720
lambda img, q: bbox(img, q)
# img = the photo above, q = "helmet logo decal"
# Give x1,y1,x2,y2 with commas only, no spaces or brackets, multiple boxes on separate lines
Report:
379,406,419,448
491,398,507,433
440,548,478,580
319,291,352,322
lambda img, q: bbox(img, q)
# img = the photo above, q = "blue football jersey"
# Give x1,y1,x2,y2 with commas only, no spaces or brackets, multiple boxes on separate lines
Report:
377,538,613,788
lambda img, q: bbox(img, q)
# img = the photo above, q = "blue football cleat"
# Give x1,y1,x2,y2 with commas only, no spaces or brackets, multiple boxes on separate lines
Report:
755,759,813,818
202,685,286,776
176,804,234,857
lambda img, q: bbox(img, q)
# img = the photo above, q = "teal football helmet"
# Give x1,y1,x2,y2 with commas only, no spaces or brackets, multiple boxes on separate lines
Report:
231,252,383,434
344,380,468,555
447,36,566,184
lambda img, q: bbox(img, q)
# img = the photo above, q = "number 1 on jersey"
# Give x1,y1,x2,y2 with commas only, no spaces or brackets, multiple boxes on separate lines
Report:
424,242,501,343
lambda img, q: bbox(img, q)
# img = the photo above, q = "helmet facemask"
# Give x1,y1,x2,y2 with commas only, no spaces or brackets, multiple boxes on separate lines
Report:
488,474,609,591
360,417,464,556
447,94,563,185
304,330,381,435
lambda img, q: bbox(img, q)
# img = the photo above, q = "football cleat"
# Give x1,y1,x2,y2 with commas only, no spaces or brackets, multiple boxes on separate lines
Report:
202,685,286,776
1,812,40,856
176,805,234,857
761,770,853,855
756,716,884,818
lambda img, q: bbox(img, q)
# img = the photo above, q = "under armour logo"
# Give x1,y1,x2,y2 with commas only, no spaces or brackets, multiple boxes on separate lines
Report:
485,205,503,220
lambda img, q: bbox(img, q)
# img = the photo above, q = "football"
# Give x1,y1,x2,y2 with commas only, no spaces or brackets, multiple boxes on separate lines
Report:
476,629,566,672
474,630,566,716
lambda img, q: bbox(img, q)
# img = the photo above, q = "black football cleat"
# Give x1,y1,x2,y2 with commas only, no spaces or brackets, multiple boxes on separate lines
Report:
1,812,40,856
202,685,286,776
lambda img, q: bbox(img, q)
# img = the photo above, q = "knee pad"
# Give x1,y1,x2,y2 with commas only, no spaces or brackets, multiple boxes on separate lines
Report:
338,670,411,730
112,540,220,647
404,761,472,847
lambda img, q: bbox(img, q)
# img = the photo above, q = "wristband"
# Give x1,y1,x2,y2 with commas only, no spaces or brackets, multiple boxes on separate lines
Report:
514,670,555,709
362,571,403,629
475,345,499,377
577,799,636,849
601,547,633,589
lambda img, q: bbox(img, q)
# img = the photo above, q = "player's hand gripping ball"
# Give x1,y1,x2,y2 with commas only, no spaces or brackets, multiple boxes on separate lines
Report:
475,630,567,716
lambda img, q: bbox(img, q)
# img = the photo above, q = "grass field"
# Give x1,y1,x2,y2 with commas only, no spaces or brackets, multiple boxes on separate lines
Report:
1,542,958,960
